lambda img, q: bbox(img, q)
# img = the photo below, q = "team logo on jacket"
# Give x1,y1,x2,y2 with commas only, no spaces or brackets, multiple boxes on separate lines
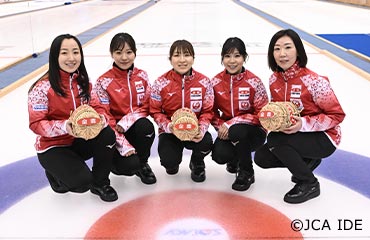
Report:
32,104,48,111
290,85,301,98
99,97,109,105
238,87,250,110
150,93,161,101
135,81,145,93
291,99,303,111
290,85,303,111
239,101,250,111
137,93,145,106
191,101,202,112
190,88,202,100
238,87,250,100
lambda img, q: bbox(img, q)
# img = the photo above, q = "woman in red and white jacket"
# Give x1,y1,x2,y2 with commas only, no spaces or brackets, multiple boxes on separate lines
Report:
149,39,214,183
91,33,156,185
28,34,118,202
211,37,268,192
254,29,346,204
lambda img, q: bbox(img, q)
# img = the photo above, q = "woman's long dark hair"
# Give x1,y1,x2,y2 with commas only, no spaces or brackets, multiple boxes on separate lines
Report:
29,34,90,101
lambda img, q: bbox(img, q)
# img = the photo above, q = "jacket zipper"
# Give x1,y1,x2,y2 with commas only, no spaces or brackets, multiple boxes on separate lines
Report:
127,70,133,112
181,76,185,108
69,75,77,110
282,73,288,102
230,76,234,117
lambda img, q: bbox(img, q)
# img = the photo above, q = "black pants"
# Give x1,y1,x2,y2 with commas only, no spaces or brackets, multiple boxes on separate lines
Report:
158,132,213,169
37,126,116,192
112,118,155,176
254,131,336,183
212,124,266,173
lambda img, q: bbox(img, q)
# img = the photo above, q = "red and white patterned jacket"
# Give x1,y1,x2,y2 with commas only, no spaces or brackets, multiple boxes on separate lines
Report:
211,68,268,130
149,69,214,137
28,71,90,152
269,62,345,146
90,65,150,156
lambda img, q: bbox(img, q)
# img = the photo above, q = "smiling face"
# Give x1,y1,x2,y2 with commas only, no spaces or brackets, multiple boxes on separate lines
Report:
170,47,194,75
58,38,81,73
112,43,136,70
222,48,244,75
273,35,297,71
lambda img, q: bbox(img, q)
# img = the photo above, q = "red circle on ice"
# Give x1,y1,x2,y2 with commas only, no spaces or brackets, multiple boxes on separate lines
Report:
85,189,302,239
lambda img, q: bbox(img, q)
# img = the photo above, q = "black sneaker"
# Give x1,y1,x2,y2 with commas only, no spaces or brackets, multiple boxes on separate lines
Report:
189,161,206,182
226,162,237,174
291,158,322,183
232,170,255,191
136,163,157,184
90,184,118,202
284,180,320,204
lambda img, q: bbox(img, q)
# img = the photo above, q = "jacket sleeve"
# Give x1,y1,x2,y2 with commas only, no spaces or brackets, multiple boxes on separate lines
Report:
117,75,150,132
149,78,172,133
90,77,116,128
225,77,269,127
211,104,224,131
117,112,148,132
115,132,135,156
301,76,345,131
198,77,214,135
90,77,135,155
210,77,224,130
28,81,68,137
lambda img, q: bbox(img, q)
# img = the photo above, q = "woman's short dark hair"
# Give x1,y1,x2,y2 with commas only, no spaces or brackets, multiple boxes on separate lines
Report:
169,40,195,60
110,32,137,56
48,34,90,100
221,37,248,64
267,29,308,72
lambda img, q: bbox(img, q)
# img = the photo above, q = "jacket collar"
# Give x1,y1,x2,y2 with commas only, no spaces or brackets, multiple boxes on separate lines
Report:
59,70,79,83
170,68,195,82
223,67,245,81
280,61,301,80
112,63,134,79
